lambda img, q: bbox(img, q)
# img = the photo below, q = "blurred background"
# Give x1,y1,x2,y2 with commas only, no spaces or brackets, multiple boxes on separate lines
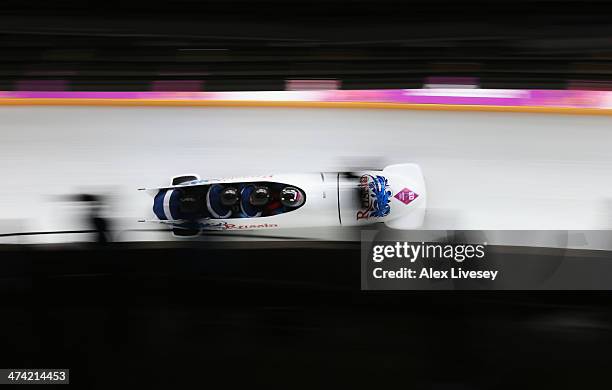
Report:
2,1,612,388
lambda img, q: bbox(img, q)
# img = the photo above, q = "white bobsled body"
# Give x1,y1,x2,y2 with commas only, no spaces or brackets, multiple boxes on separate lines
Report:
142,164,426,232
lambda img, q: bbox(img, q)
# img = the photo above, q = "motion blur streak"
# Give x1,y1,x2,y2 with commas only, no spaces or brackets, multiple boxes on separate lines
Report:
0,105,611,243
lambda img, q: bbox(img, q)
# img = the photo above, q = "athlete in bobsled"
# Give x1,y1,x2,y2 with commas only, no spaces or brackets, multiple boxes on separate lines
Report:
140,163,426,237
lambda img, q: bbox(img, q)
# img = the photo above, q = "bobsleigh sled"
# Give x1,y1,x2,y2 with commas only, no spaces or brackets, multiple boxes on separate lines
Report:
139,164,426,236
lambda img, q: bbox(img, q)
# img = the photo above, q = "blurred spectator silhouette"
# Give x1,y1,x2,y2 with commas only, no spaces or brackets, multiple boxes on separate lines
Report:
74,194,111,244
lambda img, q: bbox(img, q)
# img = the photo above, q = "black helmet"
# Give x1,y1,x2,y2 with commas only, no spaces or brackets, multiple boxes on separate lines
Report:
179,195,199,213
249,186,271,206
280,186,305,207
220,186,239,206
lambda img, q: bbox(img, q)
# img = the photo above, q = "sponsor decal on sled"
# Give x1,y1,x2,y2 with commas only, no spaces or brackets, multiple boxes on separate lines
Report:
356,174,392,220
394,187,419,205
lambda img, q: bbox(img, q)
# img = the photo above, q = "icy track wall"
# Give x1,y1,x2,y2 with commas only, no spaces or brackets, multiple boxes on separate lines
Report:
0,88,611,244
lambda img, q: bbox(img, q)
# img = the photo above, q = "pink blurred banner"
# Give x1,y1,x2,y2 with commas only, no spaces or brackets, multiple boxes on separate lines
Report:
1,89,612,108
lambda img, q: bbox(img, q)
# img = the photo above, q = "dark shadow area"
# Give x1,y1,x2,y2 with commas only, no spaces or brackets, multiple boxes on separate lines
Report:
1,242,611,388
